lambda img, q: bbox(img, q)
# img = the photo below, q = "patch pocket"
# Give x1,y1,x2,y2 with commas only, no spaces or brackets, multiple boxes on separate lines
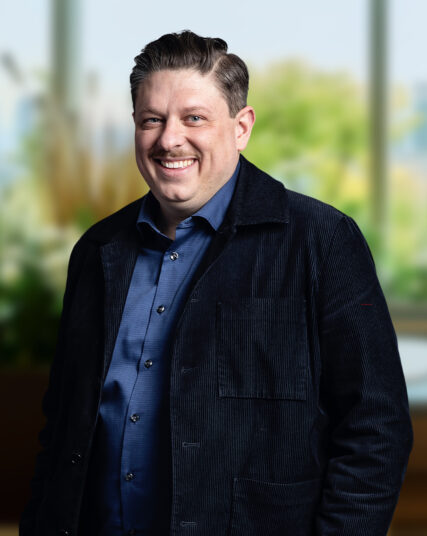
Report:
217,298,308,400
229,477,321,536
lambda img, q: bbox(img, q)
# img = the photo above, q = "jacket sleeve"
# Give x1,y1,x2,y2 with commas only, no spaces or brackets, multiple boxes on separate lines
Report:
19,240,85,536
315,215,413,535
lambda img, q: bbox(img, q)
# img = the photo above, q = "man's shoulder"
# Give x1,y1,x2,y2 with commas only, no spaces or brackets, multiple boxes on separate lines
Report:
242,157,347,231
281,188,351,259
66,197,143,271
78,196,143,246
286,187,346,227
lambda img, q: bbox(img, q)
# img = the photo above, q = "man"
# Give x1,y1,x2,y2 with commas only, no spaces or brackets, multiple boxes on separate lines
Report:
21,31,412,536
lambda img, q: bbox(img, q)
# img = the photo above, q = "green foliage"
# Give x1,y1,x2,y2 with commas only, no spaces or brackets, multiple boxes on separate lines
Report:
245,60,368,209
0,179,78,369
0,259,61,369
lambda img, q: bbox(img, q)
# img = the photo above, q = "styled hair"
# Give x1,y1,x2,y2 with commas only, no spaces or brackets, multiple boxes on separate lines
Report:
130,30,249,117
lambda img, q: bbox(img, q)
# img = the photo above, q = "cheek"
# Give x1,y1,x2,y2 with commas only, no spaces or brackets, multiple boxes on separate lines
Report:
135,132,155,154
198,132,228,159
210,135,236,163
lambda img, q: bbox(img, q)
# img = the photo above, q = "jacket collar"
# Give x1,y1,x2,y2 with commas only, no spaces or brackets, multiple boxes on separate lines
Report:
223,155,289,229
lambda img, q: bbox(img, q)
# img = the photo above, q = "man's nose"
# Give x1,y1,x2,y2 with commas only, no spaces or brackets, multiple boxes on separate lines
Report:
157,119,185,151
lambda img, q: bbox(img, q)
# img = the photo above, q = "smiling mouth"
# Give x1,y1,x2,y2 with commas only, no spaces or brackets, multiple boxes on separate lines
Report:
156,159,196,169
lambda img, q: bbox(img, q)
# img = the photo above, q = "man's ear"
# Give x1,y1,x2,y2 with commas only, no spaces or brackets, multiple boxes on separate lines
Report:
235,106,256,152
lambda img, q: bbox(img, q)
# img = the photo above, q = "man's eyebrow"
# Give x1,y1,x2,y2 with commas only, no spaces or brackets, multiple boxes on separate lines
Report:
136,107,162,118
137,105,213,118
181,105,213,115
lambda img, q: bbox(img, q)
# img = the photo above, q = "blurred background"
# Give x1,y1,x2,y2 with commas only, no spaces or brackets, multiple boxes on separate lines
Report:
0,0,426,534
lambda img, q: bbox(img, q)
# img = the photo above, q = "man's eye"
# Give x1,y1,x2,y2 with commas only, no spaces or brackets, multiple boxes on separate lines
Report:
187,115,202,122
140,117,163,129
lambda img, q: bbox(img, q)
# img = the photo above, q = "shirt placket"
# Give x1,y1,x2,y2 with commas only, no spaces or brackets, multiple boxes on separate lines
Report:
120,233,186,532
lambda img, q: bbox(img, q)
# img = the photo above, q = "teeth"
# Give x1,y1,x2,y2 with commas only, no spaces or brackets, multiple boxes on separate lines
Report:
160,159,194,169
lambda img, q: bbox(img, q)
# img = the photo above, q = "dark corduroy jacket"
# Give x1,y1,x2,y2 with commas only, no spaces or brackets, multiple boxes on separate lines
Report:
21,156,412,536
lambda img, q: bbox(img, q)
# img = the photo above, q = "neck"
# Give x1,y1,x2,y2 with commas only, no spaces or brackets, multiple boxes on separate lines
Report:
156,205,192,240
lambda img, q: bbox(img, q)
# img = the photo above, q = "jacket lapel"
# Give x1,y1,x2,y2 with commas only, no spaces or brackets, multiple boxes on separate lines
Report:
100,230,139,380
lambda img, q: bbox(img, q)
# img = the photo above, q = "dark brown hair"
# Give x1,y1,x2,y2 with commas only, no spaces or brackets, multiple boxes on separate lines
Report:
130,30,249,117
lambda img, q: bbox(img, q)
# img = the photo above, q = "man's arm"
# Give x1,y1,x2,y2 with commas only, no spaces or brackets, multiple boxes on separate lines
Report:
315,215,413,535
20,241,84,535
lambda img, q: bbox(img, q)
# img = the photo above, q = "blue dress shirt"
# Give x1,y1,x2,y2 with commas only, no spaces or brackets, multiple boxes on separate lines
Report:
87,163,239,535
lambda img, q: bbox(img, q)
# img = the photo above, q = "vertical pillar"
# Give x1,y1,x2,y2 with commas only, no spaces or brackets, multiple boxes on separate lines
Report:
48,0,82,224
369,0,388,243
51,0,82,133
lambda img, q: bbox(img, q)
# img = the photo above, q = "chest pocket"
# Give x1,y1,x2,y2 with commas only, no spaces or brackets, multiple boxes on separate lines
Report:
216,298,308,400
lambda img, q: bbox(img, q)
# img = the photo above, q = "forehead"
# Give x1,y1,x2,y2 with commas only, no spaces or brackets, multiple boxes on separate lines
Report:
135,68,227,112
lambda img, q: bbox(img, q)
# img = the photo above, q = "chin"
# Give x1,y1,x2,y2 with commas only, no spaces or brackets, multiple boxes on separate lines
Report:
158,186,197,204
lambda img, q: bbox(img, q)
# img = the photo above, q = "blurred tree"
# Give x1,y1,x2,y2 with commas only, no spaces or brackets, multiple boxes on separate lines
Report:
245,60,368,223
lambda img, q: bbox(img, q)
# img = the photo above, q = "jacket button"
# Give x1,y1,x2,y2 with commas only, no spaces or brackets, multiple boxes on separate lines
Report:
125,472,135,481
144,359,153,368
157,305,165,314
71,452,82,464
170,251,179,261
59,530,71,536
130,414,140,423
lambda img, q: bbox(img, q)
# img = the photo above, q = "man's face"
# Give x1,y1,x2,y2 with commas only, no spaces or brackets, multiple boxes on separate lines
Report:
133,69,254,217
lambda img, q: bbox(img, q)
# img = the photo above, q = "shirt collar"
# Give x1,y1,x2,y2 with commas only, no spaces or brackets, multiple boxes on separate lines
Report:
136,161,240,236
191,160,240,231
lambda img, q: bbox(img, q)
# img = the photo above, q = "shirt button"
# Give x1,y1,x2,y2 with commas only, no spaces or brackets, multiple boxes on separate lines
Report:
125,472,135,481
130,414,140,423
71,452,82,465
157,305,165,314
170,251,179,261
144,359,153,369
